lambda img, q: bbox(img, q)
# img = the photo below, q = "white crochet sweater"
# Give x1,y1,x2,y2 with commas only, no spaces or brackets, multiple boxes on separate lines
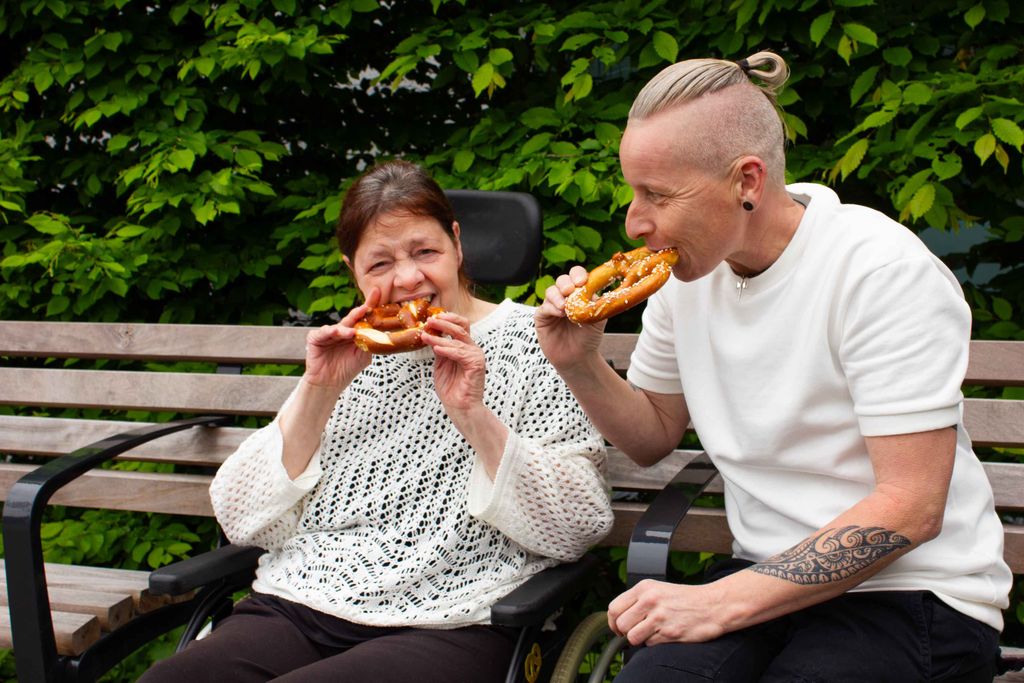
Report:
210,300,613,628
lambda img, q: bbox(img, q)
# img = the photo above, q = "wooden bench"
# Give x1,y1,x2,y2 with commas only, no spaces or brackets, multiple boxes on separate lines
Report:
3,325,1023,681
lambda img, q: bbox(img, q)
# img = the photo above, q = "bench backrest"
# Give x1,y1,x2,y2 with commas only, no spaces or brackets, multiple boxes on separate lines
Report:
2,324,1023,570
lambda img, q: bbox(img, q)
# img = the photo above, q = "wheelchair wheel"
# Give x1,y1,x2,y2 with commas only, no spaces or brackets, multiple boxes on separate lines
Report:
548,611,626,683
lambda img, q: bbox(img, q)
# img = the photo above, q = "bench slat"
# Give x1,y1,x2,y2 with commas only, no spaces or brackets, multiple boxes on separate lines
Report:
0,415,252,466
0,321,307,364
964,399,1024,448
0,465,214,517
0,367,297,415
0,609,99,656
0,583,132,631
0,560,191,614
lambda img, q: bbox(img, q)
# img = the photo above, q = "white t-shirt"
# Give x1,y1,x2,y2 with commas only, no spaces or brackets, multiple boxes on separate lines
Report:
627,183,1011,630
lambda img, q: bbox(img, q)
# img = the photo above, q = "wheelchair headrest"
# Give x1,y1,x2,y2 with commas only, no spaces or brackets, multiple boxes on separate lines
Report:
445,190,542,286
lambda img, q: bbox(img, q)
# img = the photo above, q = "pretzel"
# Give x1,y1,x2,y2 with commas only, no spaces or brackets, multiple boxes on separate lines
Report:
353,298,445,354
564,246,679,324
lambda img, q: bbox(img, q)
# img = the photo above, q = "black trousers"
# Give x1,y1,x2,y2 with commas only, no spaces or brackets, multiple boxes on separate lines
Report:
616,559,1001,683
137,593,517,682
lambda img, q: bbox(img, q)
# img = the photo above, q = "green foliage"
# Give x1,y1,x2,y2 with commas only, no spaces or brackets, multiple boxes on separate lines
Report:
0,0,1021,332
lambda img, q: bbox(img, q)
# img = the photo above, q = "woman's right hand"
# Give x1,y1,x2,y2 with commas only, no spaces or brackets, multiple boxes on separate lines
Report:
535,266,607,371
302,289,379,392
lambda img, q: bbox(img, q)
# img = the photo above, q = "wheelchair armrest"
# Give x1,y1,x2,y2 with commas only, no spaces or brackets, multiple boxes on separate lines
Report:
149,544,265,596
490,554,600,627
1,416,231,679
626,452,718,587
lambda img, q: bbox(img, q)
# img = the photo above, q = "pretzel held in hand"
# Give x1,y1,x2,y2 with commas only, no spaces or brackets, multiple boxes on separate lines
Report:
564,246,679,324
354,298,445,354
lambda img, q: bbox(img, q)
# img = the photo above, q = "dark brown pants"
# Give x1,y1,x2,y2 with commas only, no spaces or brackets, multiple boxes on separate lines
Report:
138,593,517,682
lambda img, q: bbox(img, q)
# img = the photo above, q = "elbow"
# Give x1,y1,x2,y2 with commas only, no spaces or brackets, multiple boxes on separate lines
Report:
915,509,945,545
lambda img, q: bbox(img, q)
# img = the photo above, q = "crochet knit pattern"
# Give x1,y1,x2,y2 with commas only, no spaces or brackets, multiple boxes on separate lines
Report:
210,300,613,627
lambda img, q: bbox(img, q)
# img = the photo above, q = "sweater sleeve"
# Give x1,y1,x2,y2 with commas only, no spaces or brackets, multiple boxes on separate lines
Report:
209,420,323,550
466,360,613,561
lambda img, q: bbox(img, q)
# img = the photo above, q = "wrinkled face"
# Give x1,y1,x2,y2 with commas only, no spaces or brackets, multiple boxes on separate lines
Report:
348,211,465,311
619,110,744,282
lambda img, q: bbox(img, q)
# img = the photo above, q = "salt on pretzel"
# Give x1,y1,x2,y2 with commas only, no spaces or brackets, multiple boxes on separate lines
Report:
564,246,679,324
353,298,445,354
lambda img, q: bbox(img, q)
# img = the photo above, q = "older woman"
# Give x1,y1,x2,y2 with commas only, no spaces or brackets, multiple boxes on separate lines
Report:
141,160,613,682
537,51,1009,682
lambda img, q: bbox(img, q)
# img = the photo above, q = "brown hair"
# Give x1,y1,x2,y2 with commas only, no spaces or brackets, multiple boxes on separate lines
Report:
335,160,458,261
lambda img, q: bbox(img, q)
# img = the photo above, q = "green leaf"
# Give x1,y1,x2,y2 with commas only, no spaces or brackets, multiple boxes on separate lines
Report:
192,201,217,224
308,295,335,313
964,4,985,28
837,36,853,64
534,274,555,300
504,282,530,300
860,109,896,130
472,63,494,96
543,244,577,264
34,69,54,94
235,149,262,168
809,11,834,46
902,83,933,106
849,66,879,106
842,23,878,47
573,225,602,250
593,122,621,146
568,72,593,101
352,0,379,12
974,133,996,164
992,119,1024,151
955,106,984,130
908,183,935,219
521,133,552,156
27,214,69,235
489,48,513,65
46,296,70,316
882,47,912,67
839,138,869,180
993,297,1013,321
931,153,962,181
561,33,599,51
168,148,196,171
652,31,678,63
453,149,475,172
521,107,560,129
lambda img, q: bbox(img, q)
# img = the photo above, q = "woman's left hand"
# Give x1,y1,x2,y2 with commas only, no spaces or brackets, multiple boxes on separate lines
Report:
421,312,485,414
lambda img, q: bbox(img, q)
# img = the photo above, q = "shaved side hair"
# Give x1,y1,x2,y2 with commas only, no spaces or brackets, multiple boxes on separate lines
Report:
629,51,790,184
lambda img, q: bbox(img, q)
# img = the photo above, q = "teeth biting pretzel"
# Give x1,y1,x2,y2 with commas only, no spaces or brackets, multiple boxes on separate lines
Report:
564,246,679,324
353,298,445,354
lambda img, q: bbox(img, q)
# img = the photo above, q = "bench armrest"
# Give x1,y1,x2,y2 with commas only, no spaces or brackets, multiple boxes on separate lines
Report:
490,554,600,627
149,544,265,596
625,452,718,587
1,416,230,682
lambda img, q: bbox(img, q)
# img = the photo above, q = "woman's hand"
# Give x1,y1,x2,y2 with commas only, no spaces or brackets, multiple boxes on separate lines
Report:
535,266,608,372
421,312,485,414
302,289,379,392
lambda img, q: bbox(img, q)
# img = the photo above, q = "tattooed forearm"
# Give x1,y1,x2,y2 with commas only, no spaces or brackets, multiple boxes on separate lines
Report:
750,526,911,585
